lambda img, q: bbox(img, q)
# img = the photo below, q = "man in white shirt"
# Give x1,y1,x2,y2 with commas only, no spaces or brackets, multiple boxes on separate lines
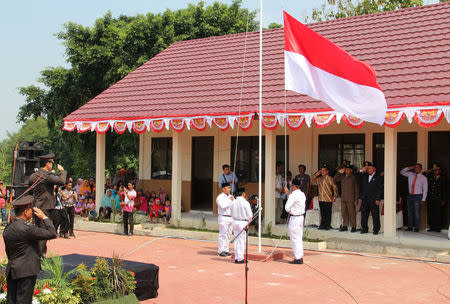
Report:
231,187,253,264
400,164,428,232
216,182,234,257
285,178,306,264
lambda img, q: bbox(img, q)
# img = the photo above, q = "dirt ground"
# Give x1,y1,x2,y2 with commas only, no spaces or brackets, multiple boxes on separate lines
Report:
1,231,449,304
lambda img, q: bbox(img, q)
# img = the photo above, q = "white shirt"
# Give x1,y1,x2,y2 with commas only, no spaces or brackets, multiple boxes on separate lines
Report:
400,167,428,201
285,189,306,216
124,189,136,207
231,196,253,221
368,172,376,183
275,174,286,199
216,192,233,216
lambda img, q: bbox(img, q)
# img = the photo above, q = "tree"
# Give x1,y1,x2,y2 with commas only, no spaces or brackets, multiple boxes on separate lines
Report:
0,117,50,183
307,0,424,22
18,0,257,178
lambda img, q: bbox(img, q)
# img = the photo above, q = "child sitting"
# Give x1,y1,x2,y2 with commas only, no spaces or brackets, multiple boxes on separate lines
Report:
150,198,163,222
161,200,172,223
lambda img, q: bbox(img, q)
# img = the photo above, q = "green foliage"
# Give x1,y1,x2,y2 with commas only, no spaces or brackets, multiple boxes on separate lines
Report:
0,117,50,183
109,253,136,297
91,257,113,300
41,255,77,290
267,22,282,29
306,0,424,22
71,263,97,303
17,0,257,178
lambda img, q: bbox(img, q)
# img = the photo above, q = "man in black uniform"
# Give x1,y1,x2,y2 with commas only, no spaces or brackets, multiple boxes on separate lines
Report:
3,195,57,303
359,161,384,235
28,153,67,221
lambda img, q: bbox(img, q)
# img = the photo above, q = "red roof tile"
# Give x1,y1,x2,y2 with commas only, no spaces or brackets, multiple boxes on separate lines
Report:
64,2,450,122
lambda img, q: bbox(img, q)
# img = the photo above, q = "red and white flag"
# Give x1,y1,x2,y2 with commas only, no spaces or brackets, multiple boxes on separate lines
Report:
284,11,387,125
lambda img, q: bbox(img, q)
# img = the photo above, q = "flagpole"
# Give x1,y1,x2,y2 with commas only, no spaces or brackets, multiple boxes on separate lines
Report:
258,0,263,253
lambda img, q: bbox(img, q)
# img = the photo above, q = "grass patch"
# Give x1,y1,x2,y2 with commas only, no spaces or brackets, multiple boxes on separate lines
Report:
166,225,219,233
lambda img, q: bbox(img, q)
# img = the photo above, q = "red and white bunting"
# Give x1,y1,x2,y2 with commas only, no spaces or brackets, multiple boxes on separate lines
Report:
286,115,305,130
113,122,128,134
262,115,278,130
62,121,77,132
237,114,254,131
78,123,92,133
170,119,185,132
132,121,148,134
191,117,207,131
150,119,165,132
62,106,449,134
313,113,335,128
384,111,405,128
95,122,110,134
342,115,364,129
414,109,444,128
213,117,230,131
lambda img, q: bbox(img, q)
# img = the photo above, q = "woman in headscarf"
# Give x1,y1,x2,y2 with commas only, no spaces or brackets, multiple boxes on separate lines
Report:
158,187,170,205
74,178,83,195
80,180,90,198
99,189,114,219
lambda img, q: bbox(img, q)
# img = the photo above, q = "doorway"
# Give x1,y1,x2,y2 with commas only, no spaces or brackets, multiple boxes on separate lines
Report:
191,137,214,211
428,131,450,228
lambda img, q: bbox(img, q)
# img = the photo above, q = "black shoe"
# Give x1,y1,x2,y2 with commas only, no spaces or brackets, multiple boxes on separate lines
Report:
218,252,228,257
318,226,325,230
414,228,419,232
324,226,330,231
351,227,357,233
339,226,347,232
235,260,244,264
69,232,74,237
405,227,413,231
226,252,232,256
360,230,368,234
373,231,379,235
289,258,303,264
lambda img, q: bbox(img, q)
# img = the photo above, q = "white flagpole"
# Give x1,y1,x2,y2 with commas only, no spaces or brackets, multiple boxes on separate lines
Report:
258,0,263,253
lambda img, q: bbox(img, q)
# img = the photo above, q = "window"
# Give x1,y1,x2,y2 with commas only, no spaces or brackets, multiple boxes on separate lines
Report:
276,135,289,174
231,136,265,183
319,134,365,173
151,138,172,179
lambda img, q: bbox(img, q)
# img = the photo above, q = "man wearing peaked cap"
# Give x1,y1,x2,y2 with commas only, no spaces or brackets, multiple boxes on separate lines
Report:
216,182,234,257
29,153,67,220
3,195,57,303
359,161,383,235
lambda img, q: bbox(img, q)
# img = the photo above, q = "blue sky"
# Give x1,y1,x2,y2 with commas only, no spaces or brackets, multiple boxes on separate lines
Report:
0,0,438,140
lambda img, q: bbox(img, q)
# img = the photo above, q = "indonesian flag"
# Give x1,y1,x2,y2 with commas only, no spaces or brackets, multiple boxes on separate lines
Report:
284,11,387,125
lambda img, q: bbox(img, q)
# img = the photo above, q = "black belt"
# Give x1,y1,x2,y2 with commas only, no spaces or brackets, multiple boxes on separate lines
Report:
290,214,304,217
234,219,248,221
219,215,231,217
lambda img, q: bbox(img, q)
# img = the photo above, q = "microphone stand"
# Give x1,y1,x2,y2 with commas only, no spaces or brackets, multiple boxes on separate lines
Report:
231,208,262,304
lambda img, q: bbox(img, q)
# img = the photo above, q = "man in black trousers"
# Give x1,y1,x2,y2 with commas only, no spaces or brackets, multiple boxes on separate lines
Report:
359,162,384,235
3,195,57,303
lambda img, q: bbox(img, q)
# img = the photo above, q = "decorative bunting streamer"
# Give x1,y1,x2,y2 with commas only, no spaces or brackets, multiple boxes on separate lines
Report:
62,106,449,134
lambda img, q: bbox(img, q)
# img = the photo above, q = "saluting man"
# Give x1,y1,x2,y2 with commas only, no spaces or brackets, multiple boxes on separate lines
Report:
285,178,306,264
29,153,67,221
230,187,253,264
3,195,57,303
216,182,234,257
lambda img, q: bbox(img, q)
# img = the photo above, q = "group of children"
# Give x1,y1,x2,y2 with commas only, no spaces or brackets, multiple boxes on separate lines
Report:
99,185,172,223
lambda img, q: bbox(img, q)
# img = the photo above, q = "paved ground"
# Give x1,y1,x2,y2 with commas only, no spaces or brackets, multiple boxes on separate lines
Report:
1,231,449,304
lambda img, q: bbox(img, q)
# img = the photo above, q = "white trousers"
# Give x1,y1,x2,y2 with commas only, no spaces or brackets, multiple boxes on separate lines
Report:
233,221,247,261
218,215,233,254
289,215,304,260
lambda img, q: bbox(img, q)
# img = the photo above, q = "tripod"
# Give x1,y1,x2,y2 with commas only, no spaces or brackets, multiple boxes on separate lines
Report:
231,208,261,304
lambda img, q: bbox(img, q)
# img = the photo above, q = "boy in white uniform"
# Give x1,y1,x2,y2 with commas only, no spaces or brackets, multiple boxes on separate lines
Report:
231,187,253,264
285,178,306,264
216,182,234,257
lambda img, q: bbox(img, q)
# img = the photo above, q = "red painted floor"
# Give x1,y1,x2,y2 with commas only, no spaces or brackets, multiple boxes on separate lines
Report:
1,231,449,304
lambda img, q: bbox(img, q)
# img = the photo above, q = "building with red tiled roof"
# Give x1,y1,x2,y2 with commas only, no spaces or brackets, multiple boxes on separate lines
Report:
68,3,449,241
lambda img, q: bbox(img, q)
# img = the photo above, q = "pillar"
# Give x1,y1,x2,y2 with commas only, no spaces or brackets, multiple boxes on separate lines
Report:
264,130,276,230
384,126,397,238
417,128,428,229
95,133,106,213
171,131,183,222
139,132,152,180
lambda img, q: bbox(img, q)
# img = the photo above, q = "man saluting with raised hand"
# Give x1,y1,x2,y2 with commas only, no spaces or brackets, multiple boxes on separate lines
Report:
285,178,306,264
216,182,234,257
3,195,57,303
